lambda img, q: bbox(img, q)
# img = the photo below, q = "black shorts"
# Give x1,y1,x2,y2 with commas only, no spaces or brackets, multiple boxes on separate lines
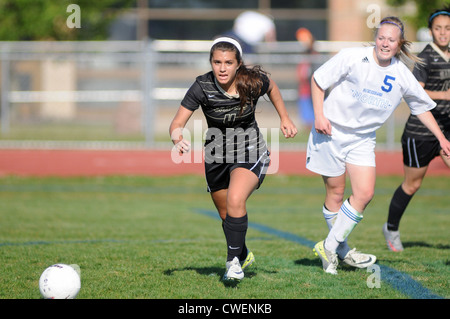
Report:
401,133,448,168
205,150,270,192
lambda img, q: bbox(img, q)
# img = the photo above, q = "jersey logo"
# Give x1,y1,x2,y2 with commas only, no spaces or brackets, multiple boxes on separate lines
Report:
362,57,369,63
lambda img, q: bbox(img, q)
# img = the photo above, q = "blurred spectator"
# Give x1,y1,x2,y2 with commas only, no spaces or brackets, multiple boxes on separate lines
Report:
296,27,316,128
222,11,276,53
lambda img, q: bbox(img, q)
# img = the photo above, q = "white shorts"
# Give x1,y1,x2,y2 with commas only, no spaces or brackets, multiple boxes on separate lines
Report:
306,125,376,177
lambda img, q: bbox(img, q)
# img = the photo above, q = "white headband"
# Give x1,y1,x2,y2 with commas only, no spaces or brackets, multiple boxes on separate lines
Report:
212,37,243,56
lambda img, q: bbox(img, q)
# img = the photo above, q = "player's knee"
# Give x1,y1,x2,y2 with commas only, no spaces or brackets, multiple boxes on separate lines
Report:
402,180,421,195
326,185,346,204
353,189,374,208
226,193,246,215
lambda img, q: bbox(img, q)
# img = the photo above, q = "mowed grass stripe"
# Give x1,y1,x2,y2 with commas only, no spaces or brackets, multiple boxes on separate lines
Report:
196,209,444,299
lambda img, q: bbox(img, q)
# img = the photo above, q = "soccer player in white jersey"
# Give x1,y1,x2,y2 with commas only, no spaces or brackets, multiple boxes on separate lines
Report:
383,8,450,252
306,16,450,274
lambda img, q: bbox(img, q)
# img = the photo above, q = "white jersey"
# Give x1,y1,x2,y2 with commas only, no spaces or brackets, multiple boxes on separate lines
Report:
313,46,436,134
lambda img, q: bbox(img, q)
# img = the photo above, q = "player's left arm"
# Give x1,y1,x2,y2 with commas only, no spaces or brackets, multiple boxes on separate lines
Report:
416,111,450,158
418,81,450,101
266,79,298,138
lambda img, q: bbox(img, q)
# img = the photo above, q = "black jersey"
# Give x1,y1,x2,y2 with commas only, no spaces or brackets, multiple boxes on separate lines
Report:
404,43,450,140
181,71,271,163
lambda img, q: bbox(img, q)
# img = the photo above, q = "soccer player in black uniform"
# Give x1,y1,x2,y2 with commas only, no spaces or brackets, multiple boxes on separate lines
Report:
383,8,450,252
169,37,297,280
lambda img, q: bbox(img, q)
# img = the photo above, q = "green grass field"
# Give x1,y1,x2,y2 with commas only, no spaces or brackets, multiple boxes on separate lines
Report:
0,174,448,300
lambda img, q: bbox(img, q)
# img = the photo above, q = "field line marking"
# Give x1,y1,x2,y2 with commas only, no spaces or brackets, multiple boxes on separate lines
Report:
195,209,443,299
0,238,205,247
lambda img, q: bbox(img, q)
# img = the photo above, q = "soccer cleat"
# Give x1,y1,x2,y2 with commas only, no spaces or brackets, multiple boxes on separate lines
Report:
313,240,338,275
223,257,244,281
382,222,404,252
240,250,255,270
340,248,376,268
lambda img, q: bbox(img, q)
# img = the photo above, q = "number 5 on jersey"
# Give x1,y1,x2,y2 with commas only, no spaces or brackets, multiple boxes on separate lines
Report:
381,75,396,93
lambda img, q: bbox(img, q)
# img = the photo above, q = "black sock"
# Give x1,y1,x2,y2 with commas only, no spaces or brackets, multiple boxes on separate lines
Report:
221,221,247,260
223,215,248,262
387,185,413,231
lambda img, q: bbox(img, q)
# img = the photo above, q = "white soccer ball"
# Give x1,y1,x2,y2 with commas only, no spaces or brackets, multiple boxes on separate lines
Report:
39,264,81,299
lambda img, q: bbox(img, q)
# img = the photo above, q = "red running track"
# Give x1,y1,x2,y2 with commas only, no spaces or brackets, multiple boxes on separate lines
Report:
0,149,448,177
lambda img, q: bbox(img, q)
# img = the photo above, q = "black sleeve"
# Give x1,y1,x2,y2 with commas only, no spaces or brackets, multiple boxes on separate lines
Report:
412,51,429,84
259,73,271,97
180,81,205,111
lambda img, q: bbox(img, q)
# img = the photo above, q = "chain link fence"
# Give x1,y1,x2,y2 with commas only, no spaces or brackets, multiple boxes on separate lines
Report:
0,40,425,150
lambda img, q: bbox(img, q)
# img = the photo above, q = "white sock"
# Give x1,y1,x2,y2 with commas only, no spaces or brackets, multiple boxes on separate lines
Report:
323,205,351,257
324,199,363,253
322,205,337,230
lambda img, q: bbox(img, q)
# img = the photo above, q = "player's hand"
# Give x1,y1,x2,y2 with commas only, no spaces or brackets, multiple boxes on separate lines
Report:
314,116,332,136
175,139,191,154
281,117,298,138
440,138,450,159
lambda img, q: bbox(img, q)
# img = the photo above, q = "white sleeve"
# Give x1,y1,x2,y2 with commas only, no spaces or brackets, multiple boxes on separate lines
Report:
313,48,353,90
402,69,436,115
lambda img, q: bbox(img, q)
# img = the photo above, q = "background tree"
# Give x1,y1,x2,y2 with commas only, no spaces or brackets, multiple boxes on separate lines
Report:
0,0,134,40
387,0,449,29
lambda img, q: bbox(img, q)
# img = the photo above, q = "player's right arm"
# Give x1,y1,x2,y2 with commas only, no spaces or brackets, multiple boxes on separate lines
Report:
311,75,332,136
415,110,450,158
169,105,194,154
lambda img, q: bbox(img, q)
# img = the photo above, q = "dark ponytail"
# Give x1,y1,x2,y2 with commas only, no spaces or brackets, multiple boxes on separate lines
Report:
235,65,266,115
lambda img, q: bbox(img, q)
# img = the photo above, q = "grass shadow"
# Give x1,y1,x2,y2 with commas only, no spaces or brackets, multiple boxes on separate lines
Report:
403,241,450,250
163,265,261,287
295,257,367,273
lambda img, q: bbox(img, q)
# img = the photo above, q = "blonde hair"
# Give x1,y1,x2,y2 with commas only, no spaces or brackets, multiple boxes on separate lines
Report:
375,16,424,69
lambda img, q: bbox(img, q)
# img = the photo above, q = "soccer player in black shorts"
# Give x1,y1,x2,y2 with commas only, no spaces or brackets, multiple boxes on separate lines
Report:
383,8,450,252
169,37,297,280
